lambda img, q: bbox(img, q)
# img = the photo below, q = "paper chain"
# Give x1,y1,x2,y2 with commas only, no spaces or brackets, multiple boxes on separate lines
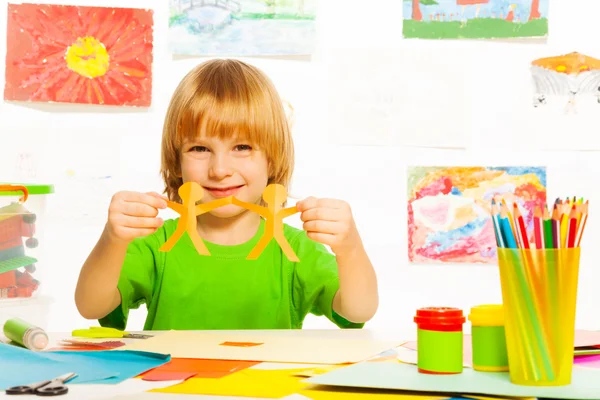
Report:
159,182,300,262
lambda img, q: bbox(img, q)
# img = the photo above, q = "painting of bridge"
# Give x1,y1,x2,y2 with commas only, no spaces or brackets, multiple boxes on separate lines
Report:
169,0,316,55
403,0,548,40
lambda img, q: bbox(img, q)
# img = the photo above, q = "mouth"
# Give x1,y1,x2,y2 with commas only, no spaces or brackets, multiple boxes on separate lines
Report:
204,185,244,198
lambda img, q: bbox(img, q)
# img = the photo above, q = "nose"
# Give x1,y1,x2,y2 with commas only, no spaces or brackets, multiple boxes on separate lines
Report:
208,152,234,180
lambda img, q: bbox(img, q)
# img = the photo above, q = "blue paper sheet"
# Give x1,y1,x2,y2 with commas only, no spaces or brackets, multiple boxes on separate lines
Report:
0,343,170,389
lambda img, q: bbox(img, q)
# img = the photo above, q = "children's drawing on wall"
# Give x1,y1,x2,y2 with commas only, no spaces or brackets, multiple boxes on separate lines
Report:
407,167,546,264
403,0,548,40
4,3,154,107
168,0,316,56
531,52,600,114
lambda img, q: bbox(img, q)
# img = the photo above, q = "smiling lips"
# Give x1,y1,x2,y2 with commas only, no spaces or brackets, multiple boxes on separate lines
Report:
205,185,243,198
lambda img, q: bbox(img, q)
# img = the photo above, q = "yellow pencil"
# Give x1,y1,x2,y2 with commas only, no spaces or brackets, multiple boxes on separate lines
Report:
560,202,569,249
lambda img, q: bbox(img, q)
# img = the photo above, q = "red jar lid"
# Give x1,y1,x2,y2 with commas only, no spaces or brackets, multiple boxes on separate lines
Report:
414,307,466,326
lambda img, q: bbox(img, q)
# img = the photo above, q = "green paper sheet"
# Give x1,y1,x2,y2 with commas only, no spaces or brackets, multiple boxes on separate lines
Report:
304,360,600,399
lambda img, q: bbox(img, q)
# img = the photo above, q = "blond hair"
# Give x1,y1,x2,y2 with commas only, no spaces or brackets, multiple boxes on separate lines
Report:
160,59,294,202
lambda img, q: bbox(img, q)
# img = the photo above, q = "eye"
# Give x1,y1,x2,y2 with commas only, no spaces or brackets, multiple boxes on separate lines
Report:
189,146,209,152
234,144,252,151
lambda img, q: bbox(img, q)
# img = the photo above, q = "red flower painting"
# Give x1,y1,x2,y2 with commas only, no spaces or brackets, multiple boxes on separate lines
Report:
4,4,153,107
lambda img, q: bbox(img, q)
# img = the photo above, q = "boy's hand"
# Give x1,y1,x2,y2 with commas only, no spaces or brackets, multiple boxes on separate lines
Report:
105,191,168,244
297,197,361,257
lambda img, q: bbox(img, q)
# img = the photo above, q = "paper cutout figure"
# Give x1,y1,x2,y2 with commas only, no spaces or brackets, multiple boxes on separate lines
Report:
232,184,299,262
531,52,600,113
159,182,233,255
162,182,299,261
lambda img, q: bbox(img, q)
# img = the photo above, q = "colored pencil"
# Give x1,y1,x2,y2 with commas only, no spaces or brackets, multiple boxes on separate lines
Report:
514,203,530,249
500,206,517,249
552,205,561,249
491,199,505,248
575,201,589,247
543,205,553,249
566,205,578,248
533,205,544,249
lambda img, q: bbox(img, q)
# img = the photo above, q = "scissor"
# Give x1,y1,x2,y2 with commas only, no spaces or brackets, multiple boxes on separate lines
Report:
71,326,153,339
5,372,77,396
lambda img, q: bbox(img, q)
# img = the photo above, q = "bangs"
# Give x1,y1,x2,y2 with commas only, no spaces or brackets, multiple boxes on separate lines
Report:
176,90,278,153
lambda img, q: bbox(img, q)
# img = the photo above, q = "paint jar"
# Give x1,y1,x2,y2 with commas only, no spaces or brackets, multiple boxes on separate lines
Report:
414,307,465,374
3,317,48,351
468,304,509,372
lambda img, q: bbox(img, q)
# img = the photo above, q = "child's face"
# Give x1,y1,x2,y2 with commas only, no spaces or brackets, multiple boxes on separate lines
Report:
180,134,269,218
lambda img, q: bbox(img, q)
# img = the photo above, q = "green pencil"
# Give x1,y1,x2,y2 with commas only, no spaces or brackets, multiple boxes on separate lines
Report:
543,206,553,248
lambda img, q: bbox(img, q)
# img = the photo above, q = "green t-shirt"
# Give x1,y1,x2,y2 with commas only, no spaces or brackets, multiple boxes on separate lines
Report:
99,218,363,331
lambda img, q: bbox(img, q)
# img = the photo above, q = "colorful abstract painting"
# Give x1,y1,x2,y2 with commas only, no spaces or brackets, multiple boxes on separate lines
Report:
407,167,547,264
168,0,316,55
4,4,153,107
403,0,548,40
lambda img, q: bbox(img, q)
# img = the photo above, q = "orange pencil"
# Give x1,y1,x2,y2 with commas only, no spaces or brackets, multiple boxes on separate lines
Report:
575,202,589,247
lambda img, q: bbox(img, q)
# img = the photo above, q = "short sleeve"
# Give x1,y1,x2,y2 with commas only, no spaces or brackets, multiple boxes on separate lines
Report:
290,229,364,329
98,235,157,331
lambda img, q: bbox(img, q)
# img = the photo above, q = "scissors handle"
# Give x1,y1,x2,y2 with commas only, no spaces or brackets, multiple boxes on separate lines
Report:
5,380,50,395
35,379,68,396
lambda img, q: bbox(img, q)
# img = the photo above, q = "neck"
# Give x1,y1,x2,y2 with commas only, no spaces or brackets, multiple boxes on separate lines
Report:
196,210,261,246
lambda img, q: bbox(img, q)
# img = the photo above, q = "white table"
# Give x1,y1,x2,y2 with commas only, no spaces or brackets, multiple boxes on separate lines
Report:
1,329,412,400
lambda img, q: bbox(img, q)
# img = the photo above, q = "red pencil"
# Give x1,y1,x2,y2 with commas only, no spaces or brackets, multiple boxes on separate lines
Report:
566,204,578,248
513,203,529,249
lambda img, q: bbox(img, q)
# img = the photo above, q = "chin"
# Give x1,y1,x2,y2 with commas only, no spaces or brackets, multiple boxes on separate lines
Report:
208,204,247,219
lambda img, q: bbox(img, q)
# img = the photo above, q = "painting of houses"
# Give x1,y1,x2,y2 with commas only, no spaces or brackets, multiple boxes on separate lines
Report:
403,0,548,40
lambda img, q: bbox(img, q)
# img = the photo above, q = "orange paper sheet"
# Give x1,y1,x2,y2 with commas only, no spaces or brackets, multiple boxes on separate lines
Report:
150,367,449,399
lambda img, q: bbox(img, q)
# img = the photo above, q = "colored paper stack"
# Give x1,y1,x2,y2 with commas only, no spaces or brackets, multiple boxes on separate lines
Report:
491,197,587,386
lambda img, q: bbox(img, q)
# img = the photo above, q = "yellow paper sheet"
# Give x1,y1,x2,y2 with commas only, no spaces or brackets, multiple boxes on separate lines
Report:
119,330,401,364
151,367,449,399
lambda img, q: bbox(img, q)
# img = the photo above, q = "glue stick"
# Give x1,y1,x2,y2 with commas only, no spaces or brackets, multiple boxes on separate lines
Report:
3,317,49,351
414,307,465,374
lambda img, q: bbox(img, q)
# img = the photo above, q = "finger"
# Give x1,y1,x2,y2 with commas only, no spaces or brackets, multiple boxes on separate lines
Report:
121,202,162,218
304,220,344,235
314,198,347,209
296,196,318,212
123,192,167,209
300,207,344,222
306,231,336,246
121,215,164,229
147,191,169,205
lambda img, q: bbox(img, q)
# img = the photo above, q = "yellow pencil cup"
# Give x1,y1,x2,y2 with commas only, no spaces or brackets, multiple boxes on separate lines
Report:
468,304,509,372
496,247,580,386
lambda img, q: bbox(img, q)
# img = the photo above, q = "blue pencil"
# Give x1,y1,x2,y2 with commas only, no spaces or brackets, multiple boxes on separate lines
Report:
500,217,518,249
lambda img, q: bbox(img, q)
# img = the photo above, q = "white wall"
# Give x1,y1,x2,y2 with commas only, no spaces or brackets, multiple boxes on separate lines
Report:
1,0,600,334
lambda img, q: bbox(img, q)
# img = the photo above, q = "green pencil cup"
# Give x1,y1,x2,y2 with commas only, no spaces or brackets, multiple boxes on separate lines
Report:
414,307,465,374
468,304,509,372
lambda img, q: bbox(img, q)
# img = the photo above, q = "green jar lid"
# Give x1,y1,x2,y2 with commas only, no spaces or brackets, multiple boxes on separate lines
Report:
0,183,55,196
